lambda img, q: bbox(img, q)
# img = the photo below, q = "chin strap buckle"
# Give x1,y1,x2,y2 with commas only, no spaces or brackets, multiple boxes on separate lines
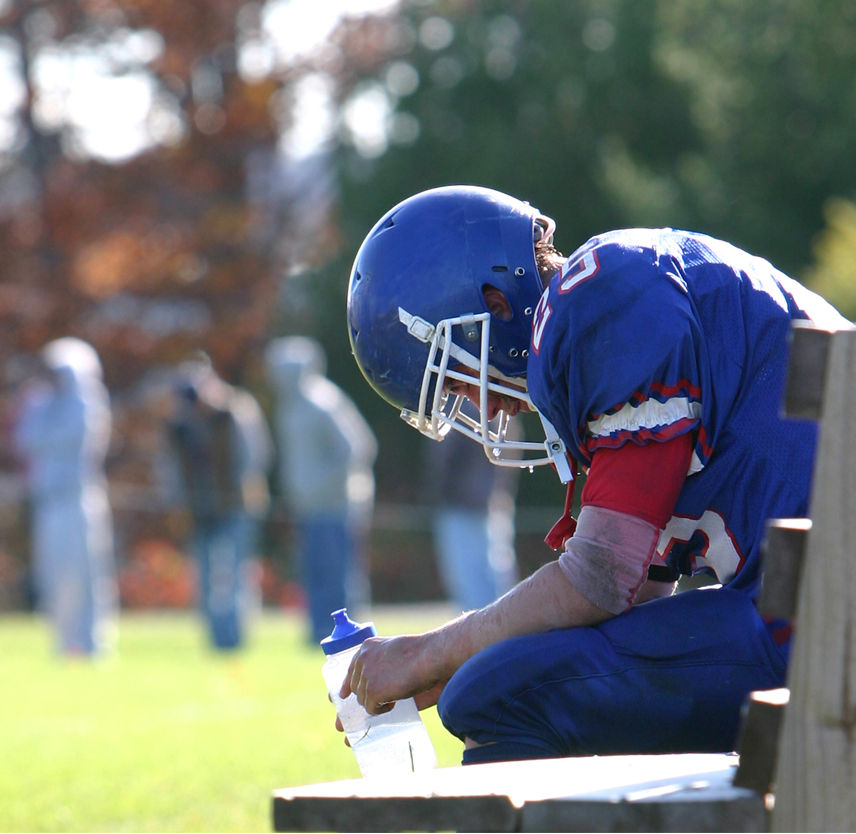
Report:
538,413,573,483
399,307,435,343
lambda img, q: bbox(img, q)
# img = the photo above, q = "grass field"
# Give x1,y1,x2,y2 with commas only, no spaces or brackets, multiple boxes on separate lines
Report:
0,606,465,833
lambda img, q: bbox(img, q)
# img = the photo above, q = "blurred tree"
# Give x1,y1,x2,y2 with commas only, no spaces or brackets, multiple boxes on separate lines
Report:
0,0,288,393
0,0,318,599
804,198,856,321
333,0,699,264
654,0,856,277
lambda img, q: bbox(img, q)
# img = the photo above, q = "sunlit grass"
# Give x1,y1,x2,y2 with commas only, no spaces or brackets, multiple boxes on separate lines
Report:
0,606,464,833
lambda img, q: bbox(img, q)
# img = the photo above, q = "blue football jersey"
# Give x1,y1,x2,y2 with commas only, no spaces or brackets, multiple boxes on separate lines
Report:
527,228,851,596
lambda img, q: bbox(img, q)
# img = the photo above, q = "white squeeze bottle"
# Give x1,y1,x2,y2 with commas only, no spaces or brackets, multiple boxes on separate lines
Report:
321,608,437,778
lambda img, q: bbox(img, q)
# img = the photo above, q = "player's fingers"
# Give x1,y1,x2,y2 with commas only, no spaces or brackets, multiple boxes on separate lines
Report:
355,673,371,711
354,667,381,714
332,715,352,746
362,676,395,715
339,651,360,699
415,680,447,710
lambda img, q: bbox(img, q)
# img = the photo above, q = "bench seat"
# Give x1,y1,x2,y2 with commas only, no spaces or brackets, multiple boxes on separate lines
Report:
273,752,766,832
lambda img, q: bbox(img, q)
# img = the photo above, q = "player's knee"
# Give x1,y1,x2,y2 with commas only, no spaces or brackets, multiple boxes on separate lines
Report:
436,668,470,735
436,654,494,740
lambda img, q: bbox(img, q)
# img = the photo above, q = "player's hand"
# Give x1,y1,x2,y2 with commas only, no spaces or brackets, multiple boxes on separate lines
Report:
339,634,446,716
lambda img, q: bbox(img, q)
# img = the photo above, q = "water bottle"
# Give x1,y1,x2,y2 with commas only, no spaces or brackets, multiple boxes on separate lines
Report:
321,608,437,778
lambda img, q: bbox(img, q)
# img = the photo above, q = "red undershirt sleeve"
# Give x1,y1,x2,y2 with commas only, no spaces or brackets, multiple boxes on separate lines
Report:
580,431,694,529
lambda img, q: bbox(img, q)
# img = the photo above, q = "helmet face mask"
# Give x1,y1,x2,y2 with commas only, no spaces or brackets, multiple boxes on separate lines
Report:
397,307,551,467
348,185,572,480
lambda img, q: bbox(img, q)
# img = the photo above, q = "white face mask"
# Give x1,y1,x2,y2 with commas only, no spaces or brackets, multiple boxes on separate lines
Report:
397,307,574,484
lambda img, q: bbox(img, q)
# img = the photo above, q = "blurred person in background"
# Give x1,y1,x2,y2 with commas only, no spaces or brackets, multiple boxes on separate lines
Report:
422,399,520,612
166,355,273,651
12,337,117,658
266,336,377,645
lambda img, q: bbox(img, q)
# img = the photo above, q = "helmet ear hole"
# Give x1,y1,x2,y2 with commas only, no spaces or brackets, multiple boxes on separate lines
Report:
482,285,513,322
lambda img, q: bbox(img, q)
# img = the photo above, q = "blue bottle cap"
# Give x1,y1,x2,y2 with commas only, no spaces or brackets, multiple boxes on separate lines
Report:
320,608,377,655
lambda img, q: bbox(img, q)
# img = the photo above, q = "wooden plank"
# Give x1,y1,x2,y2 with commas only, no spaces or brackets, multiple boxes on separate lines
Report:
758,520,811,619
524,795,765,833
272,753,756,833
273,794,516,833
773,327,856,831
733,688,789,794
783,321,834,420
523,761,766,832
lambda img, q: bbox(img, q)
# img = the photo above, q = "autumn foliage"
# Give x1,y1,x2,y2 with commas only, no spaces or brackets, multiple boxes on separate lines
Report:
0,0,314,608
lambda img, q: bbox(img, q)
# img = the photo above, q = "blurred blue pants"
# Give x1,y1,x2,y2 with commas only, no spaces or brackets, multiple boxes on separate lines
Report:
32,488,117,656
438,587,789,762
194,513,255,650
298,512,355,644
433,508,517,612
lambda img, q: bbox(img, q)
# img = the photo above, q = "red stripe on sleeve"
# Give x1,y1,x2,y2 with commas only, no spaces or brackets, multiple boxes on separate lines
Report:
580,432,693,529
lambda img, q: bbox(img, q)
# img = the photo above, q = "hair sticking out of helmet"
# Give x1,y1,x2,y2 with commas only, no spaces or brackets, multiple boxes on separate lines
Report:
534,215,565,284
347,185,573,482
535,215,556,243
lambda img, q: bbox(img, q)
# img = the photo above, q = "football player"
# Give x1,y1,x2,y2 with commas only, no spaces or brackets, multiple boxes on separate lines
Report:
342,185,851,761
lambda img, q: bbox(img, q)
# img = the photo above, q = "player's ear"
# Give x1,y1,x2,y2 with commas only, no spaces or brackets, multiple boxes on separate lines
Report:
482,285,512,321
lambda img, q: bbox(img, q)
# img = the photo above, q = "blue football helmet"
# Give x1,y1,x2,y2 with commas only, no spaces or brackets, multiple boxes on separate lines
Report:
347,185,572,480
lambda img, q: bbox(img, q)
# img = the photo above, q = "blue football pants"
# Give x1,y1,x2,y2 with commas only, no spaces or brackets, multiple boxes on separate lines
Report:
437,586,789,763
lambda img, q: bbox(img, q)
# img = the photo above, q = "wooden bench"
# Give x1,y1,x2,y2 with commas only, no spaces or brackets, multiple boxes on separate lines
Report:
273,753,763,832
272,321,856,832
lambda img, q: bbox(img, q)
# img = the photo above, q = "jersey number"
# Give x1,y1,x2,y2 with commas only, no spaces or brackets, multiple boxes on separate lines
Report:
559,250,600,294
656,510,745,583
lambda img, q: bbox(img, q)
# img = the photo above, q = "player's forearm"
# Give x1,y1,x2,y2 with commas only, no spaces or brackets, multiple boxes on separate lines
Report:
419,561,613,683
